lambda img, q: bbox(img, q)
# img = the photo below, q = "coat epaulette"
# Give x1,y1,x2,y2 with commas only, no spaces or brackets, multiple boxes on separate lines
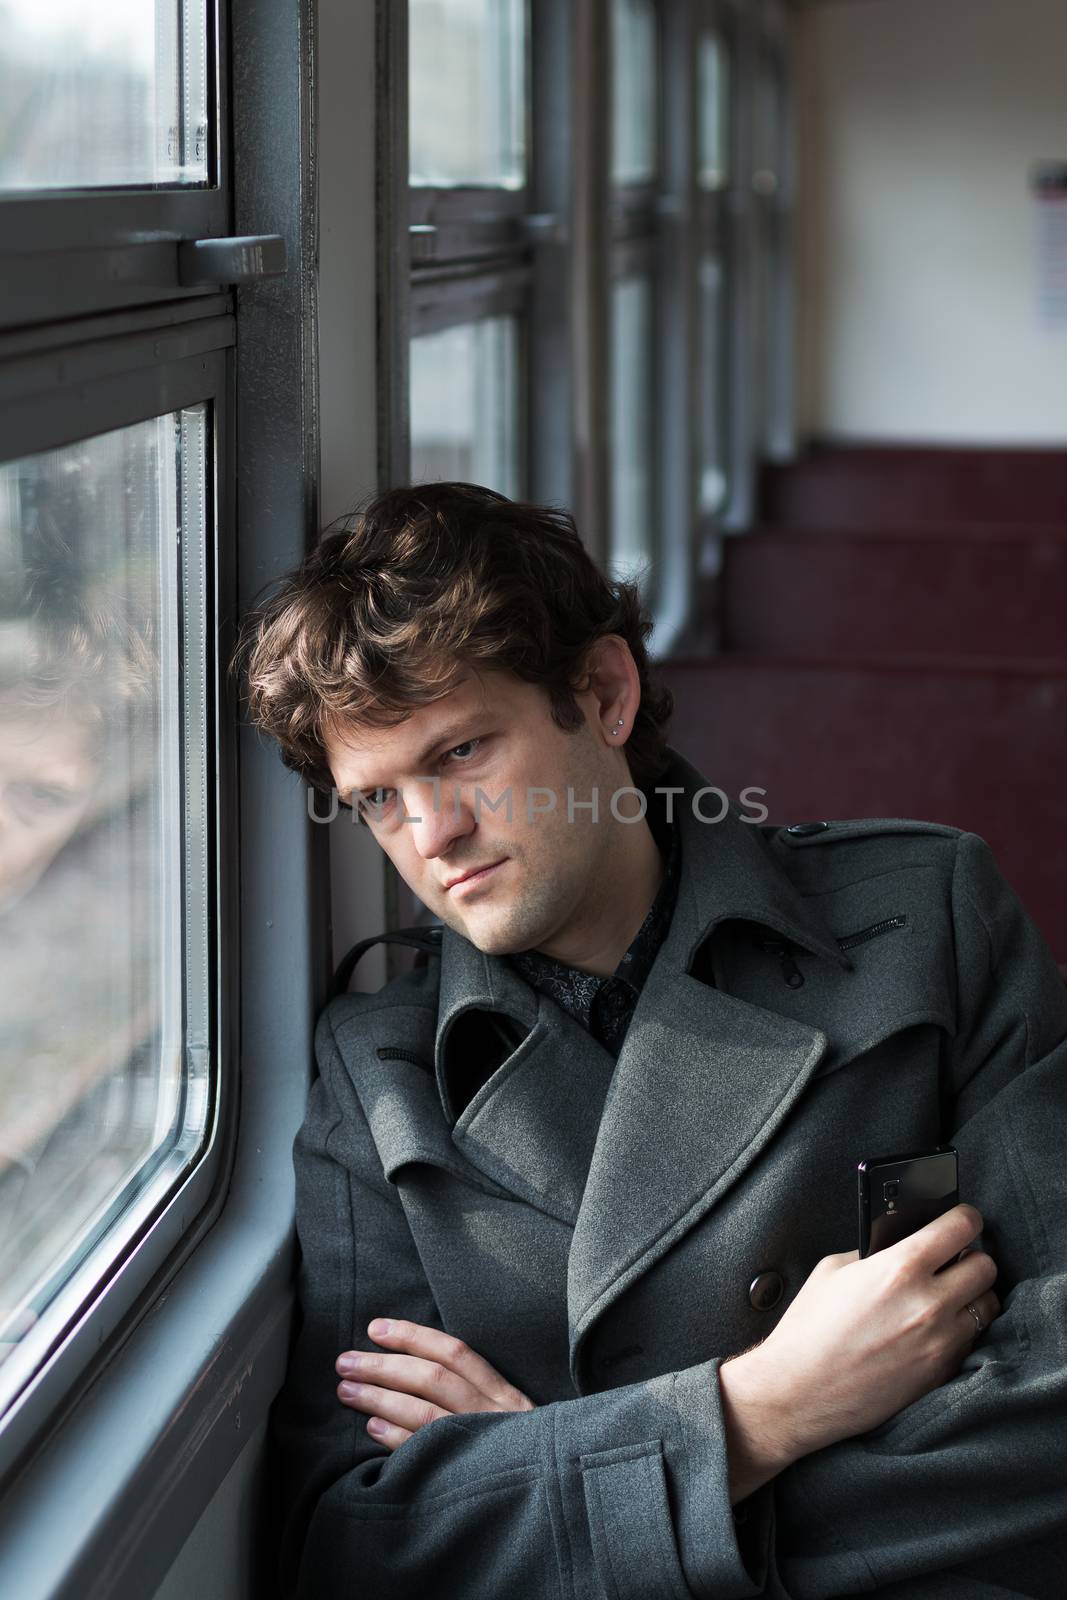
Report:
776,817,964,847
331,923,444,998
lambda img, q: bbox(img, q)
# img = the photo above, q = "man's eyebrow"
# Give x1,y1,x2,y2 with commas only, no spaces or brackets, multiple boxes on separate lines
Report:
344,720,486,801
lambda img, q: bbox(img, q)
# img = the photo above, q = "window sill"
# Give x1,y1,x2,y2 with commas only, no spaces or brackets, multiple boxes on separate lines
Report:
0,1061,304,1600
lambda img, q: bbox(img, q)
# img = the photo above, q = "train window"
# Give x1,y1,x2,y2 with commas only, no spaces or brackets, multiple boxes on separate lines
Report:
608,1,660,594
0,0,236,1485
698,254,729,515
696,18,731,516
609,274,655,583
0,408,215,1403
753,34,791,460
697,31,729,192
409,0,527,190
611,0,658,188
411,316,522,497
404,0,532,506
0,0,209,191
754,40,785,197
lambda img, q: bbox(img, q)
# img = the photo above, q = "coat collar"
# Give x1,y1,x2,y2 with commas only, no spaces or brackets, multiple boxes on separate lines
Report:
431,746,862,1390
433,744,851,1117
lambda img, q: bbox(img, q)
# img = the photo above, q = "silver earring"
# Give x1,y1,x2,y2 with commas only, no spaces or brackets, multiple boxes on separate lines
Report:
612,718,624,736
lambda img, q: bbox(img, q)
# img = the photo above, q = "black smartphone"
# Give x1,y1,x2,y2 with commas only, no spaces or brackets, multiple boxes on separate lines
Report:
858,1146,959,1257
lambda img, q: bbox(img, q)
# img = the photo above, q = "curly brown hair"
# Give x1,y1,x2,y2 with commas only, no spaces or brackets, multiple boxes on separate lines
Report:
238,481,673,795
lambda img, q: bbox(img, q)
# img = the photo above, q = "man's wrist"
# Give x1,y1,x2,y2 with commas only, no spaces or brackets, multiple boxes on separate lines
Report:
718,1348,802,1505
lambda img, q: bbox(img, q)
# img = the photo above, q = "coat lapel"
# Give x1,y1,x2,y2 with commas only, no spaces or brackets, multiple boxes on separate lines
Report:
565,966,831,1382
564,760,852,1382
436,924,618,1225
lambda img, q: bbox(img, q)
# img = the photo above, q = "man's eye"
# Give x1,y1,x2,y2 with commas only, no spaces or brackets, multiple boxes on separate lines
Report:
444,739,482,764
358,787,396,819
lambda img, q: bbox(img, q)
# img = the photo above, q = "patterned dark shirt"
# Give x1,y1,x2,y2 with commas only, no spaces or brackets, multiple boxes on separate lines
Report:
508,818,682,1058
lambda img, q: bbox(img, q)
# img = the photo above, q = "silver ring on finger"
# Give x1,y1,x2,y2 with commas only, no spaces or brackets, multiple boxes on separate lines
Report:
965,1301,985,1337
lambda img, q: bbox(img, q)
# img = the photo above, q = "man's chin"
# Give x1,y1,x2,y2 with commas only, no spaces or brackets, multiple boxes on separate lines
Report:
446,901,541,958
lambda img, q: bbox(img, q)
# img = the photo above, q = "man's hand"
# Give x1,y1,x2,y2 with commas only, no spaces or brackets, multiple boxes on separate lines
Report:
719,1203,1000,1503
336,1318,536,1452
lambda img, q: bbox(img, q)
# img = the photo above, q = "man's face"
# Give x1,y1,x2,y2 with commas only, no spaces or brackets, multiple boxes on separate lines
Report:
322,669,627,957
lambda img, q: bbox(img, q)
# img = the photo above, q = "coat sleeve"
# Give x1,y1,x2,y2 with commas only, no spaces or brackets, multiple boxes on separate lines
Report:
772,830,1067,1598
270,1001,774,1600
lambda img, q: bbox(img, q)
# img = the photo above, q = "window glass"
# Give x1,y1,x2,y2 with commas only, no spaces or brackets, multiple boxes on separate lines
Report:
697,32,729,191
698,255,729,513
753,44,784,194
0,0,209,191
609,275,654,585
411,317,522,498
0,411,212,1377
409,0,526,189
612,0,657,187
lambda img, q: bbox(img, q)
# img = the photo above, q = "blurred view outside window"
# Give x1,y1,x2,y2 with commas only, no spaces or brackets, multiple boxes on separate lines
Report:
609,276,655,585
612,0,657,186
0,0,209,190
409,0,526,189
0,413,212,1371
411,317,522,497
698,32,729,191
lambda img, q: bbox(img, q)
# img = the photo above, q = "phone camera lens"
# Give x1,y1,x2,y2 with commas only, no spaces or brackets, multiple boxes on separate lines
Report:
883,1180,900,1201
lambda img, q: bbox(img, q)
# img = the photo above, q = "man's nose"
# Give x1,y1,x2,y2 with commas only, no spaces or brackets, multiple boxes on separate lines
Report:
402,782,475,859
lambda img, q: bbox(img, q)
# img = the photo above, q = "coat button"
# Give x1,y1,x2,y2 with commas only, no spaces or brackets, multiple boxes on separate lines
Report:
785,822,829,836
748,1270,784,1311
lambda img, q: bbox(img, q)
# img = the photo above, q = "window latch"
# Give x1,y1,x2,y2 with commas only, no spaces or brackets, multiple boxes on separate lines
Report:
177,234,287,287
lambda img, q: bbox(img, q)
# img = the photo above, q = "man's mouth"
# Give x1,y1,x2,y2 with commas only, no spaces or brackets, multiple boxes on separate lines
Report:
445,859,507,894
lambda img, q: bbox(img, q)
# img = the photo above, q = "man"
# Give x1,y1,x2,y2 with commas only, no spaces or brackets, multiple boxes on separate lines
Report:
244,482,1067,1598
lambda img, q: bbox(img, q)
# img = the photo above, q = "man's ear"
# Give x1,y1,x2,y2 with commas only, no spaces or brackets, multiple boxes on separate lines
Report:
580,635,641,745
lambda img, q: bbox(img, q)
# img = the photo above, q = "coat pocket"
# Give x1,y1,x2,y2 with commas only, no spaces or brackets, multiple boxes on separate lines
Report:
580,1441,693,1600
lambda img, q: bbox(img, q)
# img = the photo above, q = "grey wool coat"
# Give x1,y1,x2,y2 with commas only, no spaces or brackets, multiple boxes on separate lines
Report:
270,748,1067,1599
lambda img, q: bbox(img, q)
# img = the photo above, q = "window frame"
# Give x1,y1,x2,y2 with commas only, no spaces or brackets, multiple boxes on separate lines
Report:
0,315,238,1489
410,263,529,337
0,1,231,328
404,0,535,494
693,1,736,546
607,0,663,604
0,0,328,1593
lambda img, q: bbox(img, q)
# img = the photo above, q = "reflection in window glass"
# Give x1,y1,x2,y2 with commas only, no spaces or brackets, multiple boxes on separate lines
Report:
697,33,729,191
699,256,729,514
411,317,521,498
0,0,209,191
0,413,212,1376
612,0,657,186
409,0,526,188
753,46,784,193
610,276,655,586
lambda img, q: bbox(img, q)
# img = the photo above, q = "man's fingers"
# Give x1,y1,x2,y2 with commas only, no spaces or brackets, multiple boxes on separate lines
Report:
898,1203,984,1275
363,1416,412,1453
336,1349,487,1415
354,1319,535,1412
936,1241,998,1309
337,1376,450,1438
958,1289,1000,1339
